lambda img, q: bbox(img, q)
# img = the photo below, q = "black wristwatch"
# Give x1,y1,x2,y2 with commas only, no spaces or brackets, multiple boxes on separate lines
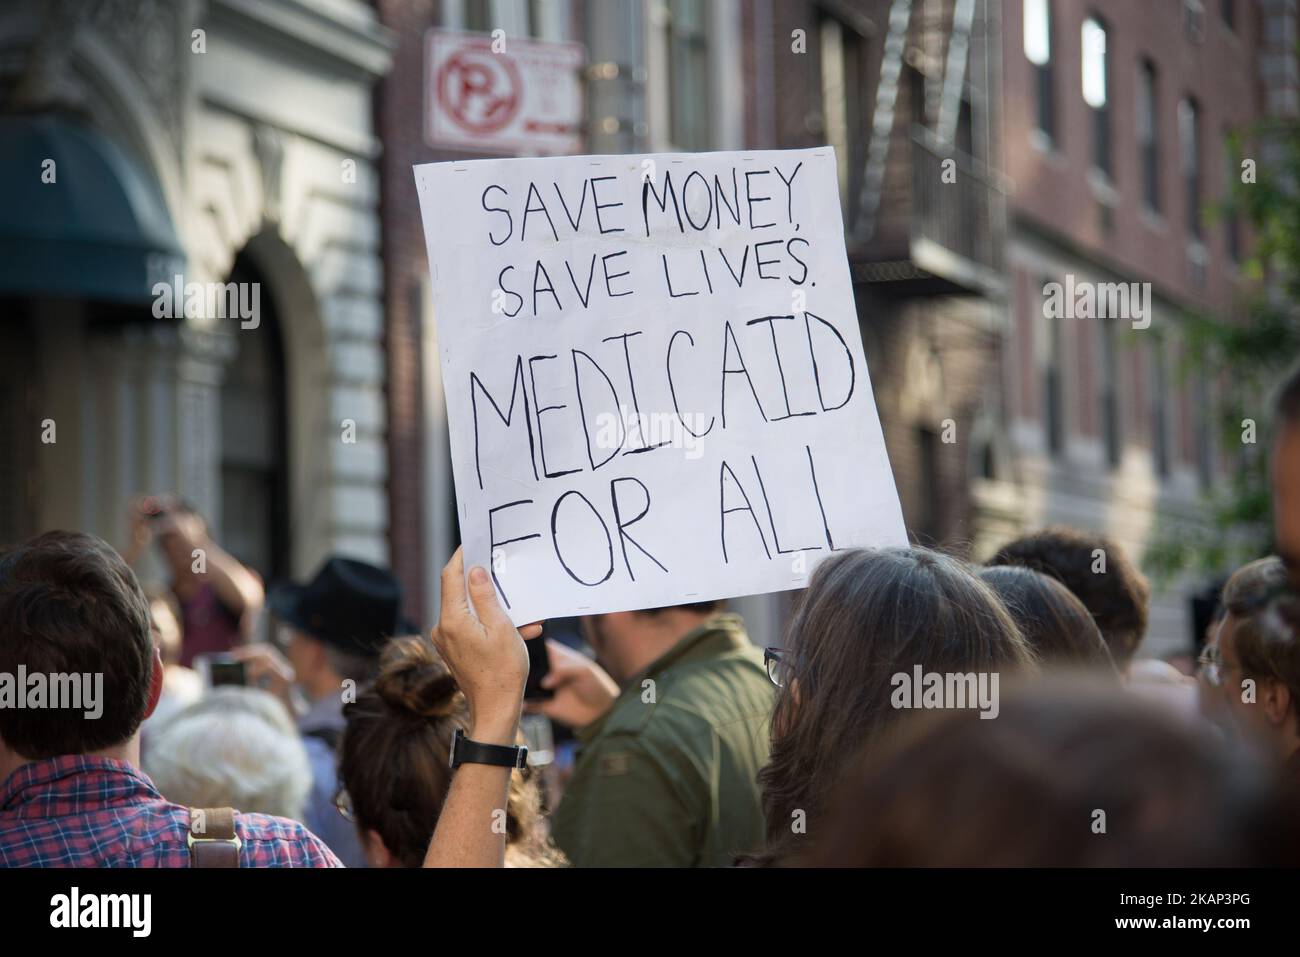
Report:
449,727,528,770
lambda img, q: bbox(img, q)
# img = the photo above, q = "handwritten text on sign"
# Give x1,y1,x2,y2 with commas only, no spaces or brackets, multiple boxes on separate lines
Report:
414,148,906,624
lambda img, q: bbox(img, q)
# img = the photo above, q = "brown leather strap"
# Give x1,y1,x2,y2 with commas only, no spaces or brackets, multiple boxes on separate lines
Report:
188,807,241,868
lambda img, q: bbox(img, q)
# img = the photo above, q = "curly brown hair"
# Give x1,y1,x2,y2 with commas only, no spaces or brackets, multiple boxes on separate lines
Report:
989,526,1151,668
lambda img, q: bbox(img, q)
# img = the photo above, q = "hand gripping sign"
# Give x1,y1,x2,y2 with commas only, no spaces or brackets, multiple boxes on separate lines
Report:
414,148,906,625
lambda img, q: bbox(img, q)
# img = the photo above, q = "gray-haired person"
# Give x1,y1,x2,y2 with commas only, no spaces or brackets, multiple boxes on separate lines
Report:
146,686,312,822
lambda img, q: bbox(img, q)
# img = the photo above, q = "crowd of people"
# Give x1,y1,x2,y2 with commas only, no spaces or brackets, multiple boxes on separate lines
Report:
1,363,1299,867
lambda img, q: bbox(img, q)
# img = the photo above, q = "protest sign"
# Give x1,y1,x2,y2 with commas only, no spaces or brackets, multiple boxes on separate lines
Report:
414,148,906,624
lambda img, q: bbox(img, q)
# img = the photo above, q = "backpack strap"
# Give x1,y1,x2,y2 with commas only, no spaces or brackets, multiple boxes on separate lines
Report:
188,807,242,868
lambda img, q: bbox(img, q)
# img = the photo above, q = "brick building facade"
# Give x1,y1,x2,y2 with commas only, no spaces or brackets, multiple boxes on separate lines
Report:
742,0,1006,559
987,0,1296,656
375,0,1281,656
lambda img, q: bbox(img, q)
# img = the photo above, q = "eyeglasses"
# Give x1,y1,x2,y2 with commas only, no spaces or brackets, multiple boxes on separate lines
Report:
1197,644,1223,688
764,647,791,689
332,782,356,823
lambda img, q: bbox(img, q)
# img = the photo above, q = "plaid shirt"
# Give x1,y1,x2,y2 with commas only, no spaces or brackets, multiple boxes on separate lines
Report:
0,755,343,867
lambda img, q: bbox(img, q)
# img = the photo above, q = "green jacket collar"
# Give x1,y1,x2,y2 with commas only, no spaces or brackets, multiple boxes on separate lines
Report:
577,613,749,742
629,613,748,684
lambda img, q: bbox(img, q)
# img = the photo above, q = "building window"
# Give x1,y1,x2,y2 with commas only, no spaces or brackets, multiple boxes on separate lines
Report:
527,0,549,37
1224,129,1241,261
666,0,710,151
1044,276,1064,456
1082,16,1110,177
465,0,492,32
1180,96,1202,238
820,15,865,223
1196,370,1214,488
1137,59,1160,211
909,64,928,128
1152,340,1170,477
915,426,941,545
1024,0,1056,143
0,320,37,545
1100,316,1121,468
220,252,291,586
956,96,974,156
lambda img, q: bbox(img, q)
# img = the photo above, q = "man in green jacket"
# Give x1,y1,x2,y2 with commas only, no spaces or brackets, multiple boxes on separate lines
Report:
541,603,773,867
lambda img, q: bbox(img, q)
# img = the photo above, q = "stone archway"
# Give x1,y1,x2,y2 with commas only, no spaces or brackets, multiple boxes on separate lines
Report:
232,228,332,580
218,248,291,583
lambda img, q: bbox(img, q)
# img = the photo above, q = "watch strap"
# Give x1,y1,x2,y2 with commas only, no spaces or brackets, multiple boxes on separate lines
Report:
450,727,528,770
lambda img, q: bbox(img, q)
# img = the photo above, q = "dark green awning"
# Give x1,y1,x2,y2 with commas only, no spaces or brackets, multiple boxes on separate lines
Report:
0,113,185,303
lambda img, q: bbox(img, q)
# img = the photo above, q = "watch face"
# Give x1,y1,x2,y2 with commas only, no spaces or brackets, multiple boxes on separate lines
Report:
449,728,460,769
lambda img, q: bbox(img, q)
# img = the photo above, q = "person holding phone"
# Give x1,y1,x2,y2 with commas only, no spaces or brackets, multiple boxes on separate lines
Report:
123,495,264,667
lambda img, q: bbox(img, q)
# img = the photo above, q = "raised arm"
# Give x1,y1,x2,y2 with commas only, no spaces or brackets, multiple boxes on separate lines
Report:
423,548,542,868
195,538,265,638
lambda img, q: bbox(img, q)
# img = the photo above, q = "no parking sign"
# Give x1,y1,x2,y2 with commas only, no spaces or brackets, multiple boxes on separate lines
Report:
425,29,585,155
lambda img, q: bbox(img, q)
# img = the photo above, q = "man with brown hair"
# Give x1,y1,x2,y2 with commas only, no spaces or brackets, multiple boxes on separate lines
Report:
988,526,1152,670
0,531,339,866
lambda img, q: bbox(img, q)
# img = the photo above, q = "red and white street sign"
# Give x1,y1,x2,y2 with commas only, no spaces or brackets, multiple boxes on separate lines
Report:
425,29,585,155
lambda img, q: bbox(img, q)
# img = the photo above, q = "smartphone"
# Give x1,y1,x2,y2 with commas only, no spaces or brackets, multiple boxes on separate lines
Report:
523,636,552,700
196,653,246,688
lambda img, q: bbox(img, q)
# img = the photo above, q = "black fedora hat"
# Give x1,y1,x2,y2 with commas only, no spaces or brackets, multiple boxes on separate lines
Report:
268,556,414,656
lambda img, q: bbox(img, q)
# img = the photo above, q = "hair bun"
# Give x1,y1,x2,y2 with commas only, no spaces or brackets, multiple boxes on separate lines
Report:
373,636,463,720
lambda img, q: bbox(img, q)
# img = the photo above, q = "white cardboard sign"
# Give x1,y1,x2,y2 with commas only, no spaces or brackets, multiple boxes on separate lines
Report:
414,148,906,624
